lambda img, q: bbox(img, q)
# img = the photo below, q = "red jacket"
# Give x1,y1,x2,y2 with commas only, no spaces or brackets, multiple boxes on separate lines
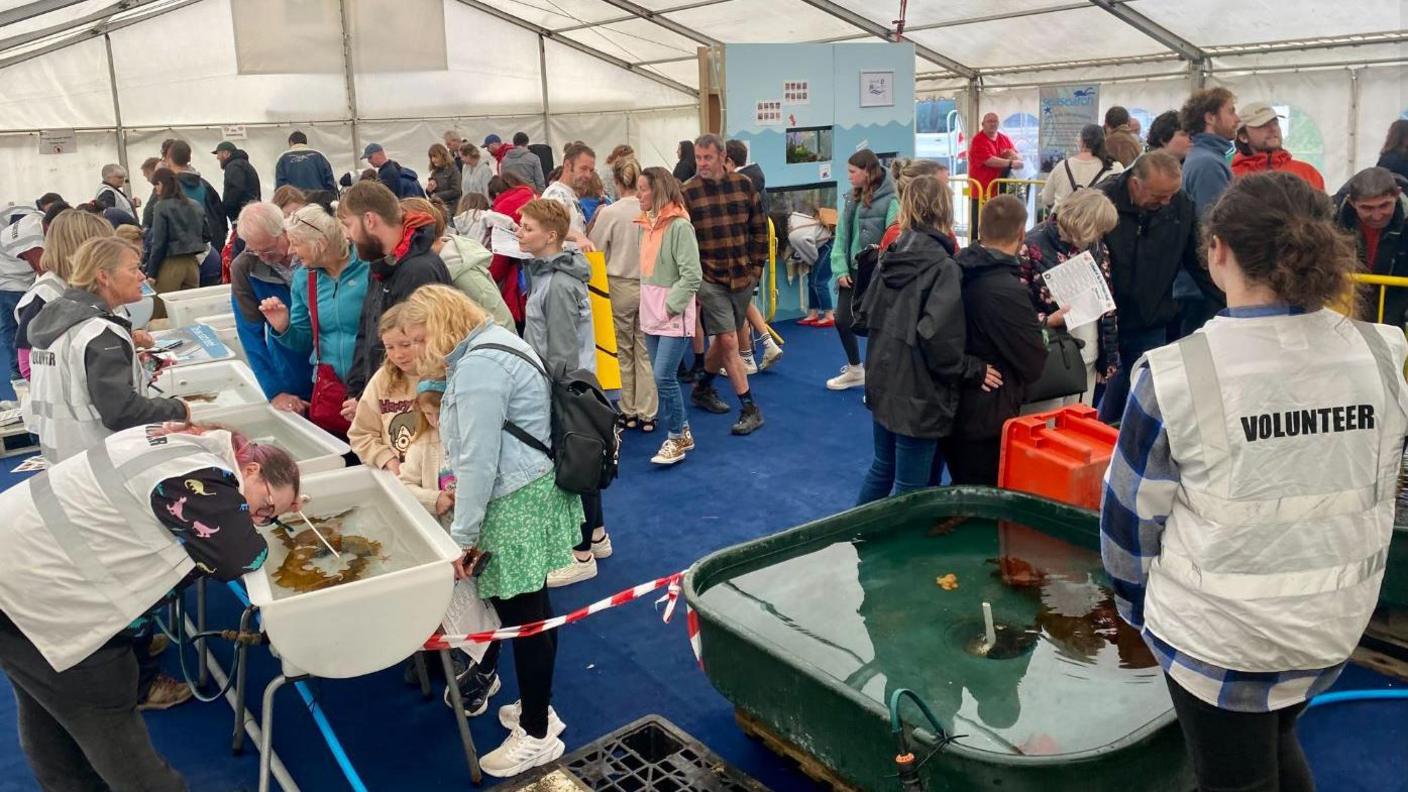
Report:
489,184,536,323
1231,149,1325,191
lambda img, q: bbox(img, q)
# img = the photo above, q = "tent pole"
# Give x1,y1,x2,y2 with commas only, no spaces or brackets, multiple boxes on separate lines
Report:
1347,68,1360,176
539,34,551,150
101,32,128,177
338,0,361,173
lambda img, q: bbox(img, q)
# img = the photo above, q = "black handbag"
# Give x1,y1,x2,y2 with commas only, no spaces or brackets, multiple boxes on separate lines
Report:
1024,328,1088,404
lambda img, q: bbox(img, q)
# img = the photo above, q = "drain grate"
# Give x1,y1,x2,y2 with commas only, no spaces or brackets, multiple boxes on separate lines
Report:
503,716,769,792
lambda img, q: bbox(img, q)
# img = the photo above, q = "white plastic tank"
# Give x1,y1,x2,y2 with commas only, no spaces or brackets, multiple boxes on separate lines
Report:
243,466,461,678
149,360,267,417
194,402,350,474
160,283,233,329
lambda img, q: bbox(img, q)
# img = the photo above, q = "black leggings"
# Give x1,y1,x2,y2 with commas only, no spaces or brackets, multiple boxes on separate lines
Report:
574,492,603,553
1166,675,1314,792
834,285,861,366
478,587,556,738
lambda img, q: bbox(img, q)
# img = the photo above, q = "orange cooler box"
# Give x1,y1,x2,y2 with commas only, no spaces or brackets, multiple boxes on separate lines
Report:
998,405,1118,510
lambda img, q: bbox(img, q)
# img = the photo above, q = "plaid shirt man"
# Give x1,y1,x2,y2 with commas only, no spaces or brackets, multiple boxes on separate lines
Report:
682,172,769,292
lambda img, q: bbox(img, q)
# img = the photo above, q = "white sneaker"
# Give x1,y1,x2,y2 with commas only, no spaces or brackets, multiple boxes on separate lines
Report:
826,364,866,391
590,532,612,559
546,555,597,588
498,700,567,739
479,726,565,778
742,355,758,375
760,341,783,370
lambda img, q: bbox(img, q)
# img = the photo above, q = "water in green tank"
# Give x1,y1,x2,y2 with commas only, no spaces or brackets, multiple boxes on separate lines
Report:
695,517,1172,757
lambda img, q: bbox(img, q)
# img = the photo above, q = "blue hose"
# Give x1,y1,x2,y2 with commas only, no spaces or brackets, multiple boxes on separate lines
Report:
1307,689,1408,708
225,581,370,792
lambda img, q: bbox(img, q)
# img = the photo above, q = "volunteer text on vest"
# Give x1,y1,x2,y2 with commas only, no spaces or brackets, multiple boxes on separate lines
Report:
1240,404,1376,442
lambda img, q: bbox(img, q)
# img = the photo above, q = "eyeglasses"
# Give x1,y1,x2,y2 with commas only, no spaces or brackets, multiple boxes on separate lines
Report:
252,478,278,525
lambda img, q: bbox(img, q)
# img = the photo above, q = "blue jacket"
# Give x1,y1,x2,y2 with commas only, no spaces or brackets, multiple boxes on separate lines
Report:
1182,133,1233,219
272,247,370,383
229,251,313,399
274,146,337,193
442,321,554,548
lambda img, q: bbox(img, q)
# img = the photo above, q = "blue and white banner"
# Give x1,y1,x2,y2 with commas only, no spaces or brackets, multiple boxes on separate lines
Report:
1038,85,1100,173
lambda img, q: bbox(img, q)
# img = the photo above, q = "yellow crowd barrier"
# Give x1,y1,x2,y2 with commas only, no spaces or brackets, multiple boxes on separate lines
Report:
1348,273,1408,324
584,250,621,390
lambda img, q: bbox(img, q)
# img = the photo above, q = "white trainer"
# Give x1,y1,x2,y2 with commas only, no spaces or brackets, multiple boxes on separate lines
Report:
760,340,783,370
742,354,759,375
479,727,565,778
651,437,689,466
826,364,866,391
590,532,613,559
498,700,567,739
546,555,597,588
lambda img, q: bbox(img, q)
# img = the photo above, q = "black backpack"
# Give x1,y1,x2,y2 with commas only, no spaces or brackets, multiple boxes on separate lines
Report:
474,343,620,494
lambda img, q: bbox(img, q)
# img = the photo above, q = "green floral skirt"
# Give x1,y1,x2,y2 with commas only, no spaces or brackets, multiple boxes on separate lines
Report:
476,472,582,600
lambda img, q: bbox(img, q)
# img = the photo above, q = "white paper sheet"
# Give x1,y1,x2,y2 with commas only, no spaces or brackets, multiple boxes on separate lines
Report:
12,456,47,473
490,225,532,260
441,577,499,663
1039,250,1116,331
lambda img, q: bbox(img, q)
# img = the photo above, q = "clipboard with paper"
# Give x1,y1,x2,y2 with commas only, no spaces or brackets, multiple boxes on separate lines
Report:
1039,250,1116,331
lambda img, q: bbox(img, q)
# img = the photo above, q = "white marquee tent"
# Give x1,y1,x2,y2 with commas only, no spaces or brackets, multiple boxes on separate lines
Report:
0,0,1403,203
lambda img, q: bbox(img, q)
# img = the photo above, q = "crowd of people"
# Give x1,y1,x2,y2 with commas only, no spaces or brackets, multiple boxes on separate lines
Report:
0,91,1406,790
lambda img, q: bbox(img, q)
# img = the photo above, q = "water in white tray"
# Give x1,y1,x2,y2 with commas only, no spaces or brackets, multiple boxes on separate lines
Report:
179,390,250,409
257,503,443,601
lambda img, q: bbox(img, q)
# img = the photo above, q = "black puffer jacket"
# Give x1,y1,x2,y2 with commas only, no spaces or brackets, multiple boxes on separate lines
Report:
1335,188,1408,325
855,227,967,439
220,149,262,223
950,245,1048,440
1096,170,1222,335
347,224,451,396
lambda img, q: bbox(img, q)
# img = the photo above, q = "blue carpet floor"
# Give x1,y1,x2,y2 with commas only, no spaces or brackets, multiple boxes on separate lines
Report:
0,321,1404,792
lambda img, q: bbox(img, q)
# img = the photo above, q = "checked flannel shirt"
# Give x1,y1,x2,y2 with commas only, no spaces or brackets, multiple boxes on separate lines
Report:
682,172,769,292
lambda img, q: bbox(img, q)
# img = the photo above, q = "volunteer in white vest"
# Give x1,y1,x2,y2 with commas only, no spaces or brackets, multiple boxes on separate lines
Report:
0,423,299,791
1101,171,1408,791
94,163,140,218
26,236,189,463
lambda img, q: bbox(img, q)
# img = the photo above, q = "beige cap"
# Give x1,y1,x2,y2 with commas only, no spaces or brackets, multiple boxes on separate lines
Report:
1239,101,1282,129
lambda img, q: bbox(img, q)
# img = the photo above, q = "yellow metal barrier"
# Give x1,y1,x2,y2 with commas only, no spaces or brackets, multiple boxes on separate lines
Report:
765,218,778,323
1348,273,1408,323
962,177,1047,244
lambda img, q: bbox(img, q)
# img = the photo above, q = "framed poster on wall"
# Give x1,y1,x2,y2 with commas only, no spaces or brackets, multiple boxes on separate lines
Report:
860,70,894,108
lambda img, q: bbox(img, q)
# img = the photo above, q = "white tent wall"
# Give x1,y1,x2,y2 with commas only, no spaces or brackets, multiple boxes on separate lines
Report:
0,130,119,206
0,37,114,130
1355,65,1407,177
627,107,699,169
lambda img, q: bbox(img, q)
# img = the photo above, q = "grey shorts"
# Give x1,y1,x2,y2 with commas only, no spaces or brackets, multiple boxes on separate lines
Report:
697,280,753,337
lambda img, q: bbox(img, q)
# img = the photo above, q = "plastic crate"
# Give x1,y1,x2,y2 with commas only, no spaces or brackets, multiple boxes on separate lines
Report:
504,716,769,792
998,404,1118,510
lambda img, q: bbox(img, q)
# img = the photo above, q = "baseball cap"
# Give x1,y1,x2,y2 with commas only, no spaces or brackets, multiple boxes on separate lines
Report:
1238,101,1282,129
361,143,384,160
483,134,502,146
211,141,237,154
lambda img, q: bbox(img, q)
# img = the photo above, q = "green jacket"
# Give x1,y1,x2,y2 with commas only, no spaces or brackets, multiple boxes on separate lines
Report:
640,210,702,336
830,172,900,281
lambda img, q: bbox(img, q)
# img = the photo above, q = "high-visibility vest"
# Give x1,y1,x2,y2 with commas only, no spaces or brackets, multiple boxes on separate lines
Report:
1141,309,1408,671
0,426,242,672
14,272,65,324
27,315,143,463
96,183,136,218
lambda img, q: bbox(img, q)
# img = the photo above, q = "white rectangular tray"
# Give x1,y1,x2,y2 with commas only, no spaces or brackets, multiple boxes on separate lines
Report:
244,465,461,678
160,283,232,329
192,401,349,474
148,360,266,417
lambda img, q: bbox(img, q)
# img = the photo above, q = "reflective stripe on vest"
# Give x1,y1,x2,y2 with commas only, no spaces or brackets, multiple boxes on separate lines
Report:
14,273,64,323
29,316,140,463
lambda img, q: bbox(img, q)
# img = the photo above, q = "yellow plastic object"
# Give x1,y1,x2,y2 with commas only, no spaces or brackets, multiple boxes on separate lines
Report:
584,251,621,391
1345,273,1408,323
765,218,778,321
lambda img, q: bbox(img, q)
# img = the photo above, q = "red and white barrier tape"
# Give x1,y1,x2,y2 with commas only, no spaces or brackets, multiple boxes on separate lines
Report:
423,571,692,651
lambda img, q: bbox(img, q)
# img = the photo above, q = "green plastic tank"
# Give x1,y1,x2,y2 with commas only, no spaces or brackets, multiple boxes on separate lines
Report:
685,487,1193,791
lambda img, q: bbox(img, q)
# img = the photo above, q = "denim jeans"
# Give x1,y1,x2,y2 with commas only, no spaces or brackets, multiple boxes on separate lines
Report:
857,421,937,504
808,254,833,312
646,333,691,435
1098,325,1170,423
0,289,23,379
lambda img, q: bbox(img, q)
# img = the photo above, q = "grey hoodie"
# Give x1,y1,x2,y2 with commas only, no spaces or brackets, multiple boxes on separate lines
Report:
29,287,187,431
523,250,594,376
500,146,546,192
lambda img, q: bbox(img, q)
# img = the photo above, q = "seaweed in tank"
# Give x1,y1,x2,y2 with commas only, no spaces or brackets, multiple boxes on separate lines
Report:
270,509,386,593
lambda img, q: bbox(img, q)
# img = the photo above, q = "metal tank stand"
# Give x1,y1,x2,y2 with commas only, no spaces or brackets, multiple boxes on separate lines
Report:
230,605,257,754
257,673,307,792
412,652,433,699
196,578,209,686
438,649,482,784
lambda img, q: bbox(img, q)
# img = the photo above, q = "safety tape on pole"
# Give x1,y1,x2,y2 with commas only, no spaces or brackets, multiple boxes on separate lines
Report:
422,570,699,661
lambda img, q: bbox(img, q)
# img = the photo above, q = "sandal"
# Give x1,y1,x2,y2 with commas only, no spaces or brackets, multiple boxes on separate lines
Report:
623,415,640,430
639,418,657,433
